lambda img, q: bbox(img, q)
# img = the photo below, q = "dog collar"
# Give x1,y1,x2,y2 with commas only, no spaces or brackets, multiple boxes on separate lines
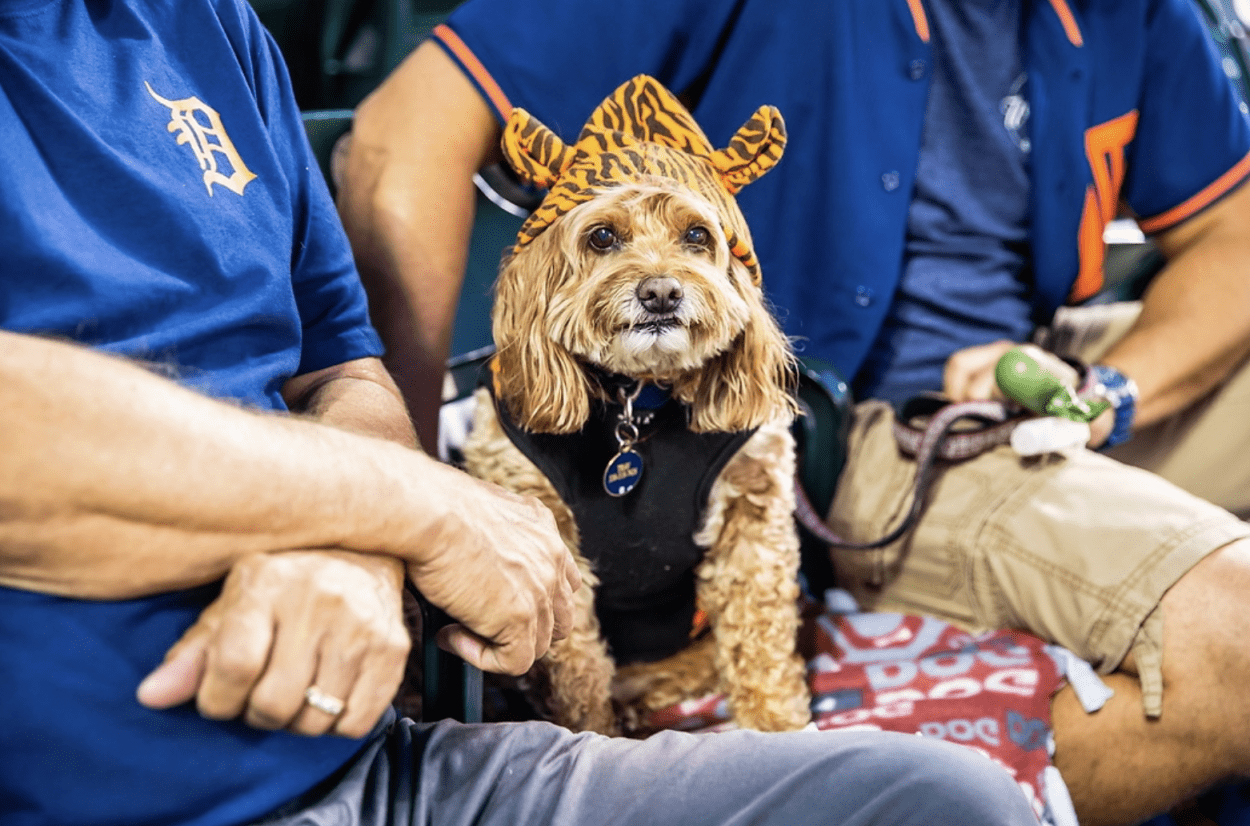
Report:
584,366,672,411
634,383,672,410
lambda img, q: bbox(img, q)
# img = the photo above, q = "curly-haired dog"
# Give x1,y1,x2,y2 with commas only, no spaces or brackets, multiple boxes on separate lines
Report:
463,76,810,736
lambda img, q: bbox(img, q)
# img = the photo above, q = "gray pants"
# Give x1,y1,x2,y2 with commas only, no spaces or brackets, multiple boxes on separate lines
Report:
259,710,1038,826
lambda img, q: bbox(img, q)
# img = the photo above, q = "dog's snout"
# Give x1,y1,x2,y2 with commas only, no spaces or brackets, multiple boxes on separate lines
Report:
636,276,683,314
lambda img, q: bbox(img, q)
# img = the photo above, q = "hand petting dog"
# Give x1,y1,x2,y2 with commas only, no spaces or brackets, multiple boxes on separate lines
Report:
463,76,811,735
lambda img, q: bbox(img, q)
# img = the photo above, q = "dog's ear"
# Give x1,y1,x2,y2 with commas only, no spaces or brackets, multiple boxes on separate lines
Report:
678,265,799,433
501,108,577,191
491,231,592,433
709,106,787,195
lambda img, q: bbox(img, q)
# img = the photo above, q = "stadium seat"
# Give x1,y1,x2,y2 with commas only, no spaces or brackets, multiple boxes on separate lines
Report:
255,0,461,110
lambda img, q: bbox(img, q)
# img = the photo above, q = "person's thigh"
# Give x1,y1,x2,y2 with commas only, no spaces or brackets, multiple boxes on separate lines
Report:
411,718,1037,826
260,712,1040,825
826,400,1250,714
1102,353,1250,519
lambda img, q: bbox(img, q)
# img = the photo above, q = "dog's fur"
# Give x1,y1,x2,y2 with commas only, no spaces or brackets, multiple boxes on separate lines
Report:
463,177,811,735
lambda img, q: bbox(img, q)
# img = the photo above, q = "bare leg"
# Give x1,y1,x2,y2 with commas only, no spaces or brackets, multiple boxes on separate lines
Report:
1054,539,1250,825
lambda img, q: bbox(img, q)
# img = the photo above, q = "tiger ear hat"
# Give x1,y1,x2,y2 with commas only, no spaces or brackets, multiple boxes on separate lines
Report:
499,75,786,284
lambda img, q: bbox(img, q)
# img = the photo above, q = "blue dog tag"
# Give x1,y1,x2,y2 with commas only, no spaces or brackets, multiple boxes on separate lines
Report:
603,448,644,497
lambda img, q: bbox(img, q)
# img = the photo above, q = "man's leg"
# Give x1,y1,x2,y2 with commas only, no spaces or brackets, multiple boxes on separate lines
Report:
1052,539,1250,826
827,401,1250,825
261,710,1040,826
411,719,1038,826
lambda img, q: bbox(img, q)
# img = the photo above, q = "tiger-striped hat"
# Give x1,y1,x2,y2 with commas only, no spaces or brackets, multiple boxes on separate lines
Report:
500,75,786,284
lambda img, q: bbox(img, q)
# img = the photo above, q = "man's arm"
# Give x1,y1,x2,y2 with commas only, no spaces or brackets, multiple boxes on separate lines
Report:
282,355,418,449
337,40,503,453
1098,180,1250,427
133,347,530,738
0,331,413,598
0,330,577,675
944,182,1250,443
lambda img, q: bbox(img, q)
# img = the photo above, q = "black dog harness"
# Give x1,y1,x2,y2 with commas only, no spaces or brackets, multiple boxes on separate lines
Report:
487,374,756,665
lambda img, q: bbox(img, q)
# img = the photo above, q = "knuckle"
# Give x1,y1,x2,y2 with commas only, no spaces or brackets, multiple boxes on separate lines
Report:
247,683,300,724
505,603,536,631
498,639,537,676
311,588,352,619
380,628,412,662
210,648,264,687
354,635,409,680
322,645,367,678
499,658,530,677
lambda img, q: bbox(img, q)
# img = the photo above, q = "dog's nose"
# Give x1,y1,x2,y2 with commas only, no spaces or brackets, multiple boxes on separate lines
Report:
636,276,683,314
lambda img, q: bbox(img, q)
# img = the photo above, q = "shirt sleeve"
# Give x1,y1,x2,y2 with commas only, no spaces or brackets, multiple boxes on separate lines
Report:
438,0,750,137
1128,0,1250,233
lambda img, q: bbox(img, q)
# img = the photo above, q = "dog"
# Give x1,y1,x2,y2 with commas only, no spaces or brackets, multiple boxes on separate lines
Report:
462,76,810,736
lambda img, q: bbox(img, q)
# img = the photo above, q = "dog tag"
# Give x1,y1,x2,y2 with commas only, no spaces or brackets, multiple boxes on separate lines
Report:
603,448,644,497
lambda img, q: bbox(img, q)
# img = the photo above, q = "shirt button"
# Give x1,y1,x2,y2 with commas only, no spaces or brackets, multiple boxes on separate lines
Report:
908,59,927,80
881,171,900,191
855,286,874,307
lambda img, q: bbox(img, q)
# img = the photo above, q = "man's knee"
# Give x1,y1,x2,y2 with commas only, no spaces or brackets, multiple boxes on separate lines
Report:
837,733,1037,826
1160,539,1250,674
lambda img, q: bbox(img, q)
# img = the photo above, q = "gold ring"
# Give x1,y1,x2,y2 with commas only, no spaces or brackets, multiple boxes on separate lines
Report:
304,685,345,716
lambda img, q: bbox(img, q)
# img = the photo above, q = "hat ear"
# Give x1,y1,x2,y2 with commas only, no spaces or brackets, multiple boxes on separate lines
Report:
501,108,577,190
710,105,787,194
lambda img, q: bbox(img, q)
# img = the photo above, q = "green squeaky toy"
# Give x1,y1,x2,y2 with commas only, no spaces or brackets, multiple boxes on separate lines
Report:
995,347,1109,424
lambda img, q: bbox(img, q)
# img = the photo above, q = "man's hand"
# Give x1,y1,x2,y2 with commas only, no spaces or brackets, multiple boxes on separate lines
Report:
136,550,410,739
405,469,581,676
944,340,1080,403
943,340,1114,446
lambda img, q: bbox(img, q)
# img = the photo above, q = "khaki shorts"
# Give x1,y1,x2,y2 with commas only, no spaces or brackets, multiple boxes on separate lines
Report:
825,400,1250,717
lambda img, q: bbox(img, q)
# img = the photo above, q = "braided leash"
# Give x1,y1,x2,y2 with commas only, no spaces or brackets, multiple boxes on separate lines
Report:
793,399,1018,550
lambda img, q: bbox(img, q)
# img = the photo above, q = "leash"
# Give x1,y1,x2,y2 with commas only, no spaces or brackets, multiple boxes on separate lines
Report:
793,346,1107,551
890,395,1019,460
793,398,1018,550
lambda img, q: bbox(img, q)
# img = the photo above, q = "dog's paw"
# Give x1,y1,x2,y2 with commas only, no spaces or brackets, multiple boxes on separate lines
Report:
731,699,811,732
726,657,812,732
552,701,621,737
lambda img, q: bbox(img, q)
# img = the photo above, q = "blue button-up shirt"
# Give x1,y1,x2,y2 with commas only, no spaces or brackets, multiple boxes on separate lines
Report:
440,0,1250,386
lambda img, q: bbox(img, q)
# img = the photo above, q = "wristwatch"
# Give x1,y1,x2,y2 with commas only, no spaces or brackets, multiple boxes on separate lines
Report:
1086,363,1139,448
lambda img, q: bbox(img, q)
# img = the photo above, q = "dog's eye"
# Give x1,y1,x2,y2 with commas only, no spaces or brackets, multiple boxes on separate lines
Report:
683,225,712,249
587,226,619,251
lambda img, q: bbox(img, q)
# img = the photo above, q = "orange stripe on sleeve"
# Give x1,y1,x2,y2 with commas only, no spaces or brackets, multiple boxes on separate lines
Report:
1138,150,1250,234
906,0,930,42
432,23,513,121
1046,0,1084,47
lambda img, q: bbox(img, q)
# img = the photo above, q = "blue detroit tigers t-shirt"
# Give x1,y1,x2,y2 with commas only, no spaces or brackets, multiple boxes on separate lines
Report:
853,0,1036,406
0,1,383,824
